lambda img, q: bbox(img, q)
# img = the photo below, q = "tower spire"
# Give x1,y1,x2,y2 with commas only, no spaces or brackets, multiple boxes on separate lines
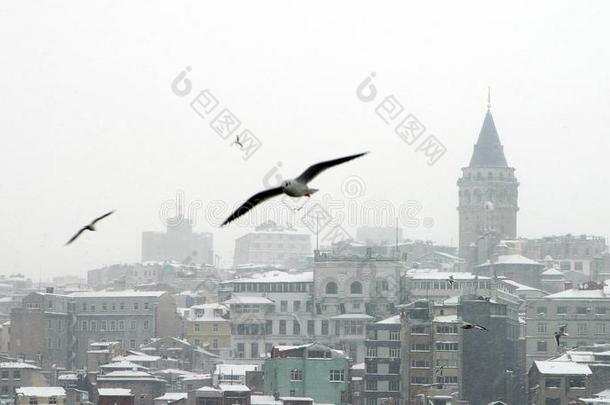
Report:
487,86,491,110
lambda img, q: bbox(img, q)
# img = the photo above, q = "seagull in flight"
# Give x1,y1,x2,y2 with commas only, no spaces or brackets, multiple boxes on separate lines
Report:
435,366,444,376
221,152,368,226
461,322,488,331
554,324,569,346
232,134,243,148
65,210,115,245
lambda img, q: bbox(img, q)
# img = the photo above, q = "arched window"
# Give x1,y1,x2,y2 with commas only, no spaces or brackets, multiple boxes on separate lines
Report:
350,281,363,294
325,282,338,294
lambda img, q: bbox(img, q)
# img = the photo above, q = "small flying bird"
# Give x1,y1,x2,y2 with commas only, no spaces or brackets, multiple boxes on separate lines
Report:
232,135,243,148
461,322,488,331
65,210,115,245
447,275,455,287
221,152,368,226
554,324,569,346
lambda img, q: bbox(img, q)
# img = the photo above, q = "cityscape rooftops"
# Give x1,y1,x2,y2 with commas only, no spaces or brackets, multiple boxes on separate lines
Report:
69,289,167,298
222,296,275,305
0,362,40,369
15,387,66,397
534,361,592,375
98,388,134,397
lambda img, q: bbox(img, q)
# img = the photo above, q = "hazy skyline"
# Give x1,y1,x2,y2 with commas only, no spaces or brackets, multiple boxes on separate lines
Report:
1,1,609,278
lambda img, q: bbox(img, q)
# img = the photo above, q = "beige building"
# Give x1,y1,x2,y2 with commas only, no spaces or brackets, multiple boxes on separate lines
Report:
15,387,66,405
0,362,48,399
525,283,610,368
528,361,592,405
182,304,231,356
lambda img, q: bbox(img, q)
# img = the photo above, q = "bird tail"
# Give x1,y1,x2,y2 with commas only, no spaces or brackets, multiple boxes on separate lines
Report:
305,188,319,196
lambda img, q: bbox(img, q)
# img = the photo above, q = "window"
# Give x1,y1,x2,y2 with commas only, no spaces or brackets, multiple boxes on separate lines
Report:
366,362,377,373
595,323,607,335
321,320,329,335
411,359,430,368
536,306,547,315
293,320,300,335
13,370,21,380
390,330,401,340
236,343,245,358
389,347,401,358
412,325,427,335
557,306,568,315
596,307,607,314
344,320,364,335
130,340,136,349
1,370,8,379
110,320,117,331
29,398,38,405
410,344,429,352
436,325,458,334
144,302,149,310
265,320,272,334
306,300,313,313
212,338,218,349
350,281,363,294
118,320,125,330
367,399,377,405
389,380,400,391
326,282,338,294
576,307,588,314
290,369,303,381
251,343,259,358
307,320,314,335
130,320,136,330
194,323,201,332
367,347,377,357
293,301,301,312
100,320,107,331
134,303,139,310
102,303,107,311
90,321,97,331
329,369,345,382
366,380,377,391
410,376,430,384
569,376,586,388
437,376,458,384
81,320,88,331
545,399,561,405
47,319,52,329
194,339,201,346
279,320,286,335
120,303,125,310
389,362,400,374
537,323,547,334
436,359,458,368
577,323,587,335
545,378,561,388
537,341,548,352
143,320,149,330
112,303,116,311
82,303,87,311
280,301,288,312
212,323,218,332
90,305,95,312
435,342,458,351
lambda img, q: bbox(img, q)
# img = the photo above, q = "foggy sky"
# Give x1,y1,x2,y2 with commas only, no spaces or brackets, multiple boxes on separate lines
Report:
1,1,609,279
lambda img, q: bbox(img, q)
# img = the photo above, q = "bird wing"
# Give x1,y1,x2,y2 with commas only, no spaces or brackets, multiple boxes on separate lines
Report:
221,187,284,226
65,228,86,245
295,152,368,184
475,324,488,331
91,210,115,225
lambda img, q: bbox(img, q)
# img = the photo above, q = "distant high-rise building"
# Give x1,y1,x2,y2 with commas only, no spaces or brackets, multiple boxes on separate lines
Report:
142,218,213,265
457,101,520,264
356,226,403,246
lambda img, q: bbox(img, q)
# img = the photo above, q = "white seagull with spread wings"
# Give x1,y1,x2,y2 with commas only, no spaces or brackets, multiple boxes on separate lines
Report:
221,152,368,226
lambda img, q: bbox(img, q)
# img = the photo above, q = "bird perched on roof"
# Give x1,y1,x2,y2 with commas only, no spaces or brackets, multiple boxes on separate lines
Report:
554,324,569,346
461,322,488,331
65,210,115,245
221,152,368,226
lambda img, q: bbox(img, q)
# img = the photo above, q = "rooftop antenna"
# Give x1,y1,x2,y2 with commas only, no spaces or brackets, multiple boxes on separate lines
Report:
395,217,399,259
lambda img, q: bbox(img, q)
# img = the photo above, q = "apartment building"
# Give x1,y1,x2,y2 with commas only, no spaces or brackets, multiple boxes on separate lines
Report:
402,270,492,303
525,281,610,368
363,315,401,405
182,304,231,357
0,362,47,399
528,361,592,405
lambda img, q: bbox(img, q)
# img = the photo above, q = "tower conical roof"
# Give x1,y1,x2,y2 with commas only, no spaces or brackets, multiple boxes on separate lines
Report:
468,110,508,167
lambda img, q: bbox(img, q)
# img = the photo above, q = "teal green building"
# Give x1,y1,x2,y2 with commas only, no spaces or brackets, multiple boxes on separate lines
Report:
263,343,350,405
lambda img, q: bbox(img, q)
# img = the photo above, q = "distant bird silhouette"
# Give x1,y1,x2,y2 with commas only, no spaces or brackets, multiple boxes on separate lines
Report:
447,275,455,287
65,210,115,245
461,322,488,331
232,135,244,148
221,152,368,226
554,324,569,346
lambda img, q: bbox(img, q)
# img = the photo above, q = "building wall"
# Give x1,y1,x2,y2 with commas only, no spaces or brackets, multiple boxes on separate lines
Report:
233,232,311,267
0,366,47,398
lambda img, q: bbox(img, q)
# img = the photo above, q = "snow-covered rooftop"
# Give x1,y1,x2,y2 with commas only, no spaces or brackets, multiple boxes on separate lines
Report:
218,384,250,392
541,268,565,277
535,361,592,375
100,361,149,370
376,315,400,324
16,387,66,397
331,313,374,320
98,388,133,397
545,289,610,300
405,270,490,280
154,392,188,401
477,254,543,267
251,395,282,405
112,354,161,362
223,271,313,284
0,362,40,369
215,364,259,376
222,296,274,305
434,314,459,323
69,289,166,298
